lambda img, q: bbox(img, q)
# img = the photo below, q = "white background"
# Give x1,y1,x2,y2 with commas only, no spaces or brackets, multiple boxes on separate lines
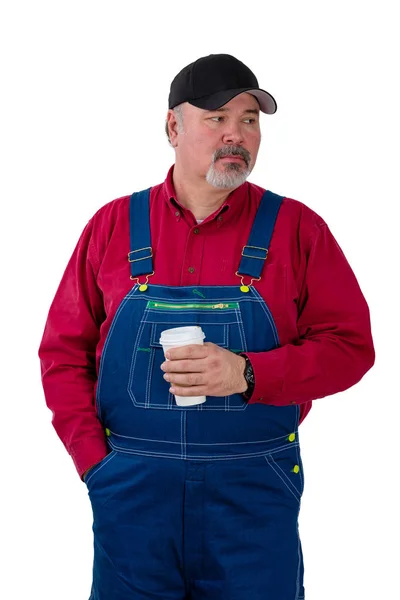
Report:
1,1,398,598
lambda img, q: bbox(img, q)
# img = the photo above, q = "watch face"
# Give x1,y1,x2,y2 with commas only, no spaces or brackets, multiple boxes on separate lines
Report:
246,369,254,385
245,361,254,385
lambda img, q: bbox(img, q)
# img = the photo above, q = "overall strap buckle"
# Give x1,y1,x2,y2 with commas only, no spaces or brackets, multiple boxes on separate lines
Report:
241,245,268,260
128,246,153,263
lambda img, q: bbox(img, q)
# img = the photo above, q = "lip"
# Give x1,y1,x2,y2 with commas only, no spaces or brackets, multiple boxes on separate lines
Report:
219,156,246,163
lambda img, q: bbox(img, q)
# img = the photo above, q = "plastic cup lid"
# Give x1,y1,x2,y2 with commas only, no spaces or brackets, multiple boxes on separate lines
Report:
159,326,205,344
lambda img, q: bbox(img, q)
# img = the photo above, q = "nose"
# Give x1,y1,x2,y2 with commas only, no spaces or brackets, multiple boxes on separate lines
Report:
221,122,244,146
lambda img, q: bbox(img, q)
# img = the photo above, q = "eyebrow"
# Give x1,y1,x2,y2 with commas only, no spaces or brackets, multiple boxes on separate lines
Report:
212,107,260,115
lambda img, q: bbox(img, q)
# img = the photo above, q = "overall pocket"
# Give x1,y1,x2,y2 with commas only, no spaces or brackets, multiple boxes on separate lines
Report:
128,300,249,410
84,450,118,489
85,451,137,514
264,446,304,503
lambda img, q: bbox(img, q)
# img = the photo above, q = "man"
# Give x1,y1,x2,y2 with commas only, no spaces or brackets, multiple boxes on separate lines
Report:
39,54,375,599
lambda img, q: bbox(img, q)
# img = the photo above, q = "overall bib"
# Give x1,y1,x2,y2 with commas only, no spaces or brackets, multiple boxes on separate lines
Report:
85,189,305,600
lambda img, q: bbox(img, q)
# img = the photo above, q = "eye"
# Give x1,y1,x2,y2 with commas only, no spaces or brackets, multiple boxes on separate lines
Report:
244,118,257,124
210,116,224,122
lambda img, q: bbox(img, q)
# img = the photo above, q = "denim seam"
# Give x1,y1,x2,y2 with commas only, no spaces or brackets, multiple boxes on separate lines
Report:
107,429,291,446
265,454,301,501
146,347,155,408
293,414,304,492
181,411,186,460
107,447,297,461
251,287,279,346
128,307,149,407
85,451,117,486
143,310,258,318
109,442,298,461
295,521,301,600
234,309,249,412
126,289,263,302
236,311,247,354
97,285,137,419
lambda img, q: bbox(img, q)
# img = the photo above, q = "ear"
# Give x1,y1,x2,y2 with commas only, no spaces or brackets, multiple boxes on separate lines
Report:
166,109,180,147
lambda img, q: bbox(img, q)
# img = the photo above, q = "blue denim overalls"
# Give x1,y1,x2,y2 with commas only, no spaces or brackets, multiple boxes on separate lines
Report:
85,189,305,600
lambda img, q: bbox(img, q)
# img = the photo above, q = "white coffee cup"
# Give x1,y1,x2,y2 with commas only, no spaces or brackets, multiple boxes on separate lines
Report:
159,326,206,407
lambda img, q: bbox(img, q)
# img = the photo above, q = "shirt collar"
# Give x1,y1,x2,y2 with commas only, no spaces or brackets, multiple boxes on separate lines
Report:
162,164,249,227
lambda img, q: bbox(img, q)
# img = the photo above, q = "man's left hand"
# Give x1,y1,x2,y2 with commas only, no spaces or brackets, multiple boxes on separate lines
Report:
160,342,248,397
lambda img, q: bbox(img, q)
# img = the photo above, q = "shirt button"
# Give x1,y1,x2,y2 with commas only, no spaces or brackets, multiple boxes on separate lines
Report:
193,228,199,234
217,215,223,222
188,267,195,273
175,211,180,217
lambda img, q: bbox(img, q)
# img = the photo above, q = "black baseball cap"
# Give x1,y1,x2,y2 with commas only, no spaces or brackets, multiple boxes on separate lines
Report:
168,53,277,115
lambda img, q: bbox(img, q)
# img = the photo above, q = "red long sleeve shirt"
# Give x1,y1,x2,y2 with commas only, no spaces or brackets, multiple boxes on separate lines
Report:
38,166,375,478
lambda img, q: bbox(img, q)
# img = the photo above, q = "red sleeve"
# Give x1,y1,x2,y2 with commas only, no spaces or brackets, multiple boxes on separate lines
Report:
38,218,109,479
247,222,375,406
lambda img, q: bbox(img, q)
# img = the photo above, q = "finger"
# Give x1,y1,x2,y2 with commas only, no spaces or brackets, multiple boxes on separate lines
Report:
165,344,208,361
163,372,205,386
161,358,207,373
169,384,208,397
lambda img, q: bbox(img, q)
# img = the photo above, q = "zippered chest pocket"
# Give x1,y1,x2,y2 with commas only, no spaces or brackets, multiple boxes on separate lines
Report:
127,300,249,411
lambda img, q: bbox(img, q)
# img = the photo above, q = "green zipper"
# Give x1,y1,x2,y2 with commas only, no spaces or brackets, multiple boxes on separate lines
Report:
147,301,239,310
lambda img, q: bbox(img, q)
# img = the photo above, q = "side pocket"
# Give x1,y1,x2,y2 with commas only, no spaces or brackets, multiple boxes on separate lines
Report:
264,450,304,502
84,451,118,488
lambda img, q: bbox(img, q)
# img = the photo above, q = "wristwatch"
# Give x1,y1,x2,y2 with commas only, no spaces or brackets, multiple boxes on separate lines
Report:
240,353,255,400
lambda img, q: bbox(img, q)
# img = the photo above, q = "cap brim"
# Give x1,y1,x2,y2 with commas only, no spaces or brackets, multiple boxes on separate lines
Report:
189,87,277,114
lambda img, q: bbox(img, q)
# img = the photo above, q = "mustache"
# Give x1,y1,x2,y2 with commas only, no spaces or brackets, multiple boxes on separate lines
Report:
213,146,251,167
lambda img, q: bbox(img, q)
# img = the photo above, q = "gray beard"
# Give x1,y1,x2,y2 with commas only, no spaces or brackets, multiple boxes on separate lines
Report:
206,158,251,189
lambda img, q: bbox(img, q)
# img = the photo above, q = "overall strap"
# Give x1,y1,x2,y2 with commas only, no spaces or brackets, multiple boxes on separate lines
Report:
237,190,284,279
128,188,153,278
